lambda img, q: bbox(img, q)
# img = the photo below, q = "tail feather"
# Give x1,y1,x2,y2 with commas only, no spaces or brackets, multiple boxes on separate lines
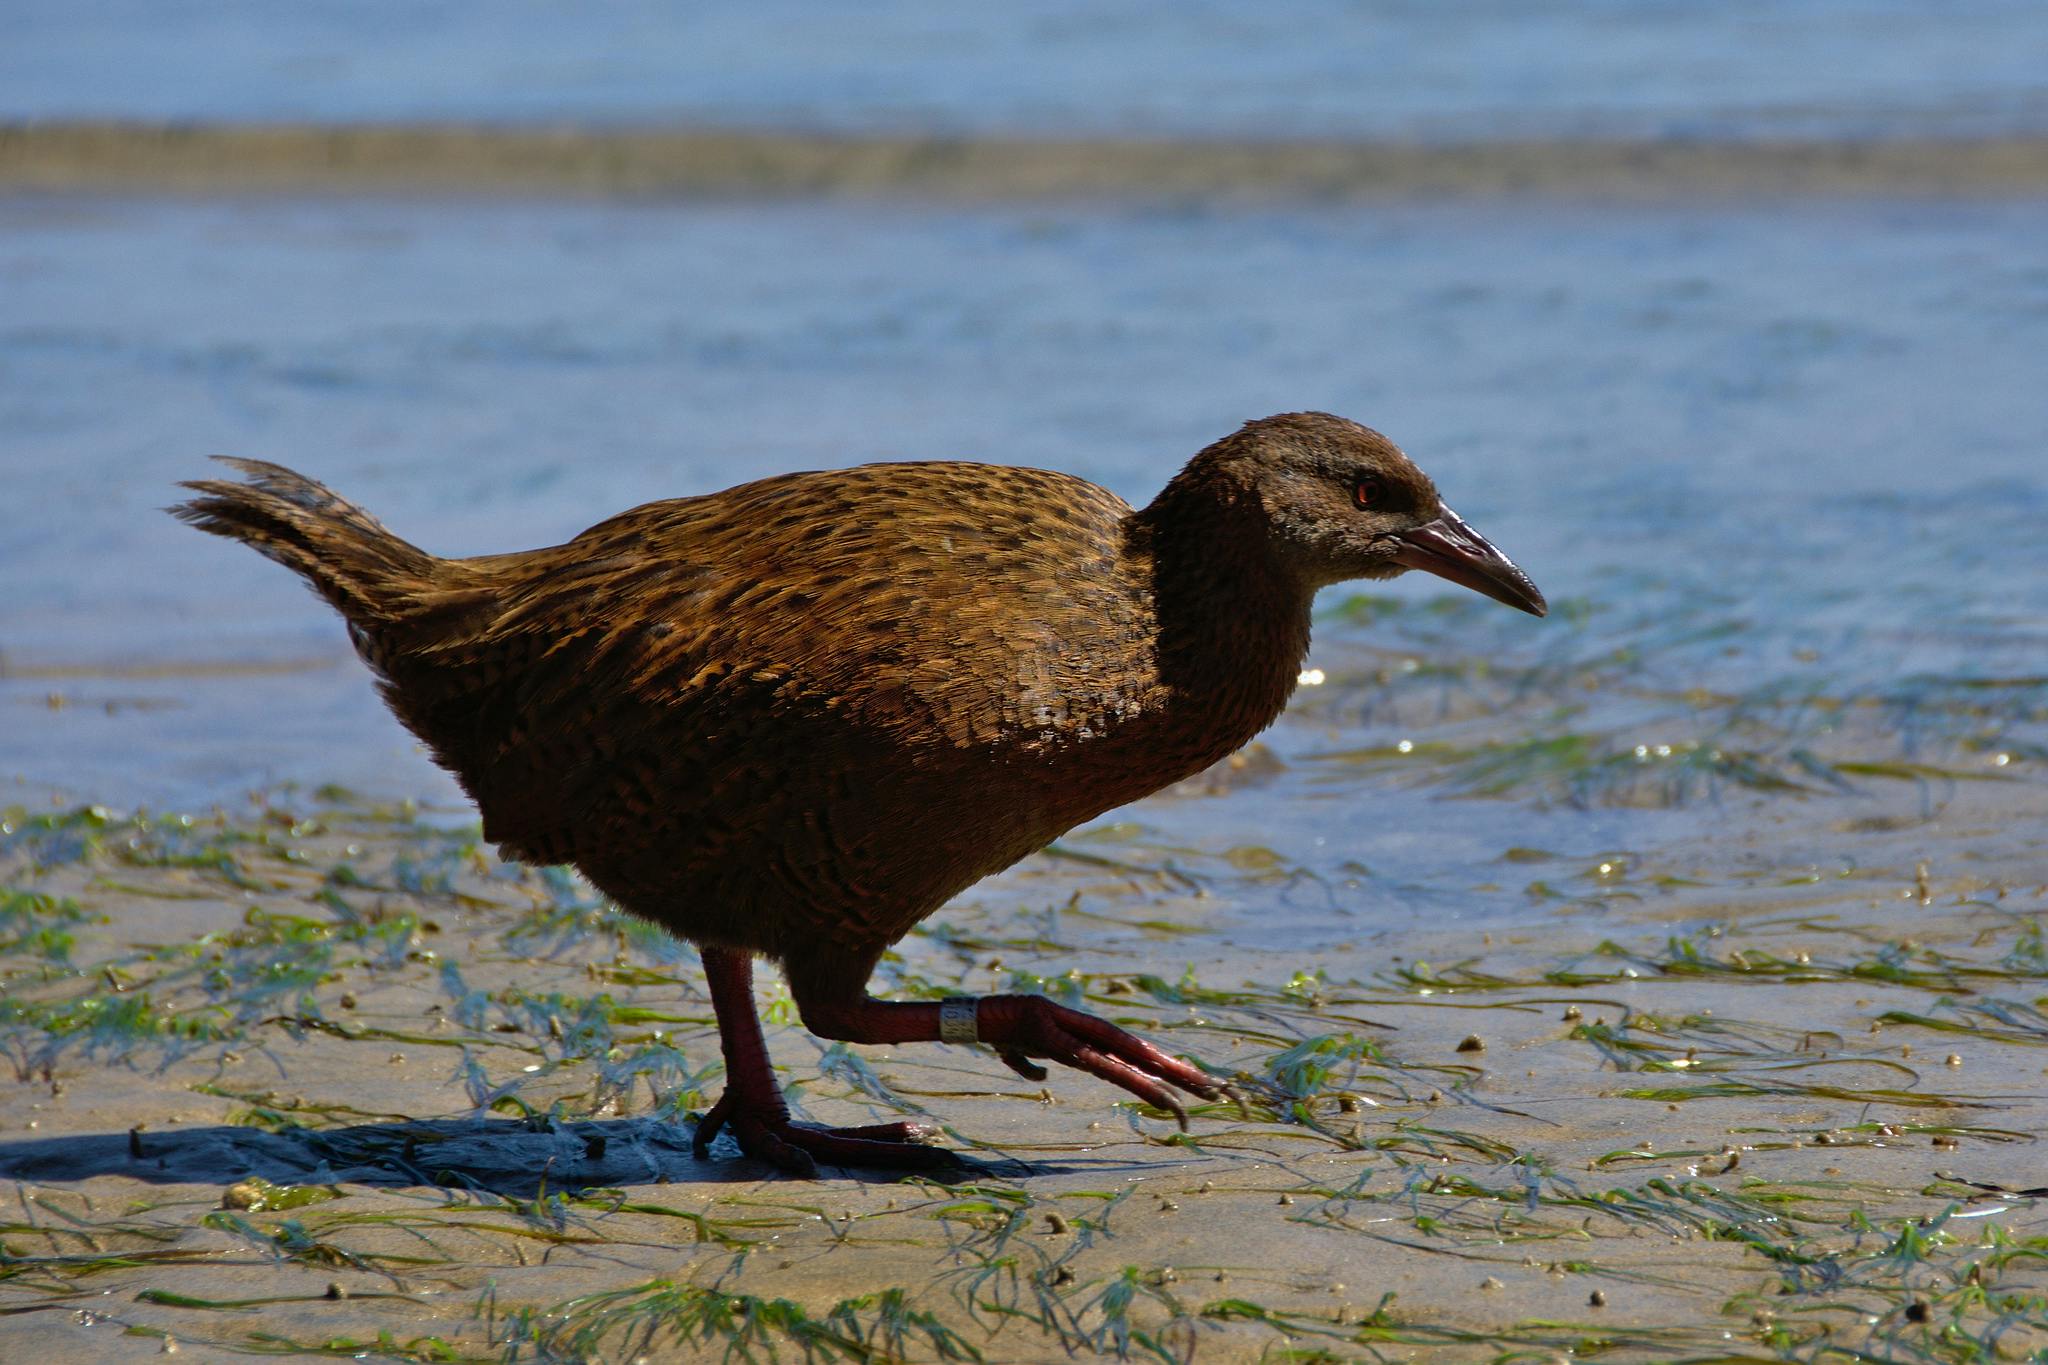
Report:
170,457,441,626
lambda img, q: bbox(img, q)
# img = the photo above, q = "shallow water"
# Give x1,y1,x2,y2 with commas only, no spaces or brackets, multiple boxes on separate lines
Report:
9,1,2048,141
3,192,2044,947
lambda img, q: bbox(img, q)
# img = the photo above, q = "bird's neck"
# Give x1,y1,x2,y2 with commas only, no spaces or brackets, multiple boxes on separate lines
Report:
1126,483,1314,750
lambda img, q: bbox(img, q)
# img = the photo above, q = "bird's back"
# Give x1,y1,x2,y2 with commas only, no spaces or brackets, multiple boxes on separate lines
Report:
358,461,1189,956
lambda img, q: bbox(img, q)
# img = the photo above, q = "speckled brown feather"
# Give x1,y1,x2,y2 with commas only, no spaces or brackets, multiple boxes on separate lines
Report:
173,416,1458,1002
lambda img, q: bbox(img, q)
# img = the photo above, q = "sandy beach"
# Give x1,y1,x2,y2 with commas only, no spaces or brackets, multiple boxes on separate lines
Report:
4,749,2047,1361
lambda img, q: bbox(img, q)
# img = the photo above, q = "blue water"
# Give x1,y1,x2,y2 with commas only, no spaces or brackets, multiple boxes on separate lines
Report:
9,1,2048,140
2,194,2043,945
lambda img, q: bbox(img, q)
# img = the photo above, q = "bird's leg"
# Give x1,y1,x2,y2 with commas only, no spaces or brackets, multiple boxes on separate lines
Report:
797,986,1223,1128
691,946,950,1177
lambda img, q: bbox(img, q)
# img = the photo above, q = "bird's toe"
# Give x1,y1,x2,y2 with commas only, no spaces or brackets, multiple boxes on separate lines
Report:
983,995,1220,1122
691,1093,955,1176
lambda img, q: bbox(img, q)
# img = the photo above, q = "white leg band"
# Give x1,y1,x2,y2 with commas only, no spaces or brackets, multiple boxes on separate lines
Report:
938,997,979,1045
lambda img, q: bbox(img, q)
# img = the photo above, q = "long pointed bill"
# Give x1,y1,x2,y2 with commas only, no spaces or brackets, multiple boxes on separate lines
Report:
1391,506,1548,617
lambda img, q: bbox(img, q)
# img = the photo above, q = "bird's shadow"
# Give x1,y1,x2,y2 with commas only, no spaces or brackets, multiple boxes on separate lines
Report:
0,1113,1160,1196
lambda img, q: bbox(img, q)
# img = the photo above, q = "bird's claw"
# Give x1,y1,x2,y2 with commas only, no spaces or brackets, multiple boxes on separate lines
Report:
692,1092,953,1177
978,995,1221,1129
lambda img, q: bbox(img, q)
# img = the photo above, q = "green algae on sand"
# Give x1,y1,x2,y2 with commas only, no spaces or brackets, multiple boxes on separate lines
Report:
2,781,2047,1362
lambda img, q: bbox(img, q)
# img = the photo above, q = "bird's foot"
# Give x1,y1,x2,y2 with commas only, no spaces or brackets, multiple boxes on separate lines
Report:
975,995,1225,1128
692,1092,952,1178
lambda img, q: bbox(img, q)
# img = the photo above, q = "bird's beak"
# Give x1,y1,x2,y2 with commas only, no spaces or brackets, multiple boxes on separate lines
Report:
1391,506,1548,617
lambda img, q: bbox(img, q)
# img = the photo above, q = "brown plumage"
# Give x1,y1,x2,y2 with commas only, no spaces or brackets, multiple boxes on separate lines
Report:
174,411,1544,1175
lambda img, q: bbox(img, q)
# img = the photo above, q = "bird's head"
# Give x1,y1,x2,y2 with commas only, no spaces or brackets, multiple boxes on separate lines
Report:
1167,411,1547,616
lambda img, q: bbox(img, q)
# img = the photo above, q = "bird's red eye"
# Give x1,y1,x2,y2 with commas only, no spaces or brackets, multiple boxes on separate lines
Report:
1353,476,1382,509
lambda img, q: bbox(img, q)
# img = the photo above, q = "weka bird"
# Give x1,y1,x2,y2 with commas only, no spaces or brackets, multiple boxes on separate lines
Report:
174,412,1544,1175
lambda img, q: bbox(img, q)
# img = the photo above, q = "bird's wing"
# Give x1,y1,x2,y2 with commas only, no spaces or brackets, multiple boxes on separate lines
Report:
363,463,1149,861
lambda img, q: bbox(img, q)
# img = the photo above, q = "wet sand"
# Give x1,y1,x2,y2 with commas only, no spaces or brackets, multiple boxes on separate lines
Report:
9,122,2048,199
3,769,2046,1361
